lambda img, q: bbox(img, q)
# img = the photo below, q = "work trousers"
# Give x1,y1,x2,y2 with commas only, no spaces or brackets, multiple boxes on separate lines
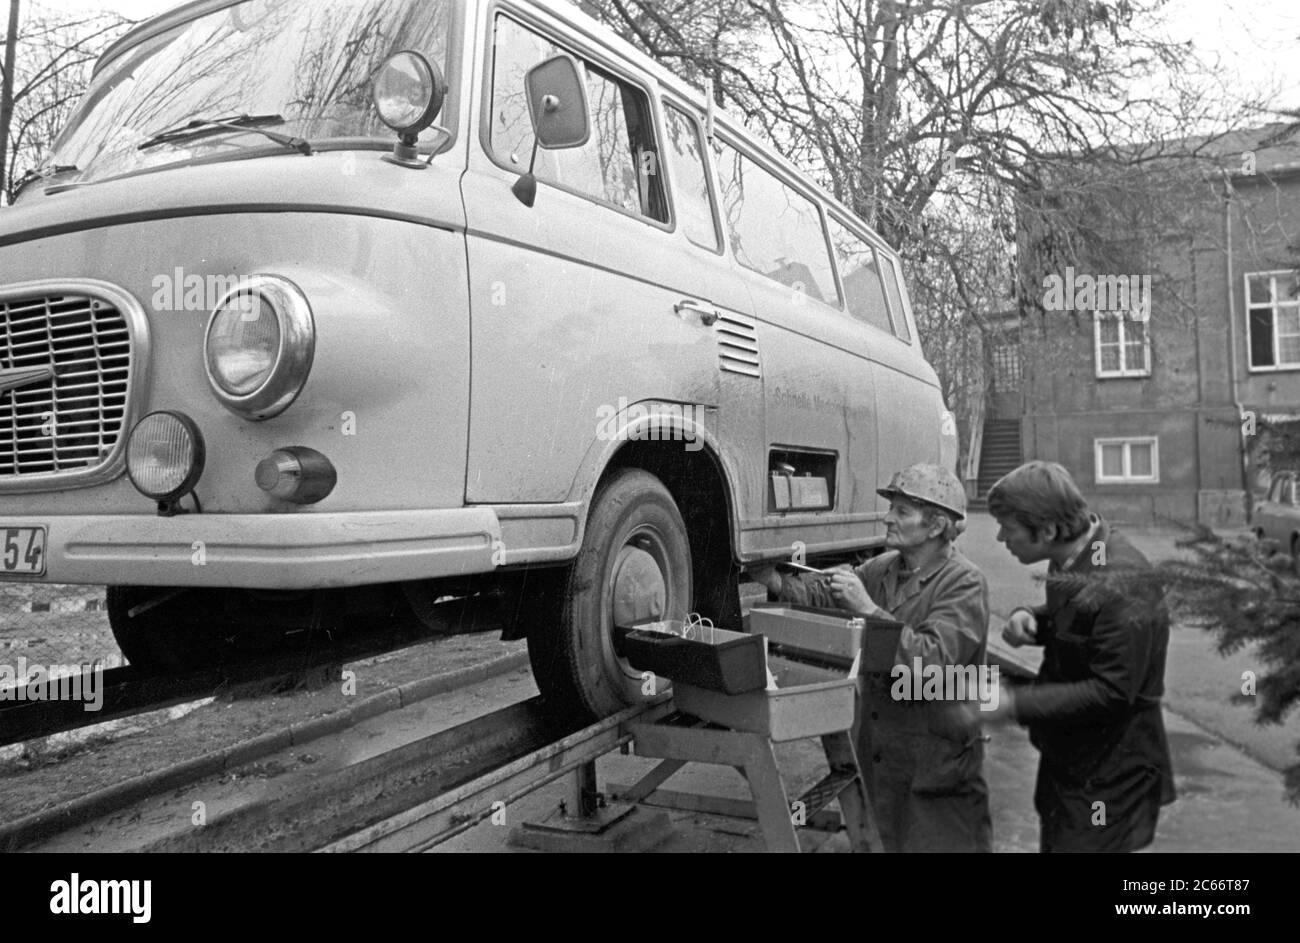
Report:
870,748,993,853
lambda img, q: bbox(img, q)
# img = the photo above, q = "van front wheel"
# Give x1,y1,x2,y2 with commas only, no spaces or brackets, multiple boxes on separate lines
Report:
527,469,692,721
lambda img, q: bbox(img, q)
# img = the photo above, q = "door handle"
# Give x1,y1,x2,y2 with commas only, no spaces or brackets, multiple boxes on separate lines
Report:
674,299,719,326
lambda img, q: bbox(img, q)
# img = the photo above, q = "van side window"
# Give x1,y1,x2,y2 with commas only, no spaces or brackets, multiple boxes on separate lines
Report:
490,15,667,222
826,216,894,335
663,105,719,251
713,139,838,304
878,254,914,343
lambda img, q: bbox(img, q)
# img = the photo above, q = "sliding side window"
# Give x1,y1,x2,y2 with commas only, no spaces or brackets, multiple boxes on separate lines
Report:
712,139,838,304
826,215,894,335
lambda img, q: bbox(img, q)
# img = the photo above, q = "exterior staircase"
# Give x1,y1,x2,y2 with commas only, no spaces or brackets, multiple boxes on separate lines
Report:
974,419,1023,498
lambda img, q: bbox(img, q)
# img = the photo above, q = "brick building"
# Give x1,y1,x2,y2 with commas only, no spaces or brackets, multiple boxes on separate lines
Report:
973,123,1300,528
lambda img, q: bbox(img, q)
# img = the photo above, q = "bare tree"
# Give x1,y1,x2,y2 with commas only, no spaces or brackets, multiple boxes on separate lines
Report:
0,0,20,192
0,3,132,204
581,0,1268,453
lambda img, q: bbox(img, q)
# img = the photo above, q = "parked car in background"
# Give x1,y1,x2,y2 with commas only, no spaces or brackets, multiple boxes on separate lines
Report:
1252,471,1300,570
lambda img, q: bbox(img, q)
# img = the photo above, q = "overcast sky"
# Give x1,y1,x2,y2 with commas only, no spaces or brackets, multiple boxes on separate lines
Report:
25,0,1300,108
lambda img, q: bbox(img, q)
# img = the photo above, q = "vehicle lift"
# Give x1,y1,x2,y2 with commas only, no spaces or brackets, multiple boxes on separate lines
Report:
510,709,881,853
508,653,883,853
327,610,886,853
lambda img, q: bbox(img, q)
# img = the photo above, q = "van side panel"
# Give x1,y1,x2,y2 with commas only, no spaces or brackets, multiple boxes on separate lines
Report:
740,271,882,554
461,6,721,506
872,354,946,501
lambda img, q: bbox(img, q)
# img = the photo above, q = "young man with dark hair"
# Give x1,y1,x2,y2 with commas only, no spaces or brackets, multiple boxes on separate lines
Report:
750,463,992,853
985,461,1176,853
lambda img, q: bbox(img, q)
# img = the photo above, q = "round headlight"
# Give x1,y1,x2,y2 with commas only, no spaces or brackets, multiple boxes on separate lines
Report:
373,51,445,135
127,411,205,501
207,291,279,395
204,275,314,420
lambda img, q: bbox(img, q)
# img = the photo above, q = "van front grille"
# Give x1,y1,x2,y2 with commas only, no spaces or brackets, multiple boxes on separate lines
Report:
0,293,132,478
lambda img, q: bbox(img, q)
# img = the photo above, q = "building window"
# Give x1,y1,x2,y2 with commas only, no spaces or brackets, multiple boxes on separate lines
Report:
1246,271,1300,371
1095,437,1159,483
1094,313,1150,377
991,341,1021,391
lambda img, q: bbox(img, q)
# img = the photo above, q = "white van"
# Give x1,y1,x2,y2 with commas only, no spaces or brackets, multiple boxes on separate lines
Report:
0,0,956,718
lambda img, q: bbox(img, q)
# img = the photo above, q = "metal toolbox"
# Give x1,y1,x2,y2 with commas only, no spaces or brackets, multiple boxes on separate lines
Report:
672,677,857,742
614,619,768,695
747,604,904,673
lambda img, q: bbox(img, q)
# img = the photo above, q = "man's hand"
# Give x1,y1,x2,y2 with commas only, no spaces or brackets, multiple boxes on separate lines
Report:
746,564,782,597
1002,608,1039,647
981,681,1019,725
828,571,881,617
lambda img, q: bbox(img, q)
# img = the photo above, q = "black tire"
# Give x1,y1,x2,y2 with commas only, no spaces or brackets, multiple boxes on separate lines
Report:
107,585,343,672
527,469,692,721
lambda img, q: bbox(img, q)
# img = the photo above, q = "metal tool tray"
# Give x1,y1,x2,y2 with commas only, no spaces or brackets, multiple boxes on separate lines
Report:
672,677,857,741
747,604,904,673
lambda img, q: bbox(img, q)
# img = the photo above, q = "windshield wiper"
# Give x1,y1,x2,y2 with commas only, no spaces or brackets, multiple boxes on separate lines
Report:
12,164,81,198
137,114,313,155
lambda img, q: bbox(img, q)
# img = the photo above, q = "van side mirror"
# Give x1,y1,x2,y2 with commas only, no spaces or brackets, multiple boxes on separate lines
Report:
512,54,590,207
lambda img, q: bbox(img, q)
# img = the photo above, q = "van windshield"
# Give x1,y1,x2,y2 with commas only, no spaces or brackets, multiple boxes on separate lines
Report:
39,0,454,187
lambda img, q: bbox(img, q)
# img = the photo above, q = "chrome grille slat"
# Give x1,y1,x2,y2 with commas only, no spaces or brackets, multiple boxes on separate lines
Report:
0,291,134,479
13,395,125,410
17,377,129,393
10,338,126,356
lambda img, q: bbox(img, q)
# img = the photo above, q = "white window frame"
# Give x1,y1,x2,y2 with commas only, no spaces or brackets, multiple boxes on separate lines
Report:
1094,437,1160,484
1093,312,1150,378
1245,270,1300,372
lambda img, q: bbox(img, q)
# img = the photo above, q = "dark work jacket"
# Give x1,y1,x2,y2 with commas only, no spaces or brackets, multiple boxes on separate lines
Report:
778,544,992,852
1013,517,1176,852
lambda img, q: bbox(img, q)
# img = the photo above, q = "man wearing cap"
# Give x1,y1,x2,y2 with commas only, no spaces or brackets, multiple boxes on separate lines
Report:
749,463,992,852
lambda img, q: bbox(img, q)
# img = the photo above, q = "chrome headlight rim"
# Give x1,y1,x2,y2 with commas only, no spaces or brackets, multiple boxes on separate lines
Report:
204,274,314,421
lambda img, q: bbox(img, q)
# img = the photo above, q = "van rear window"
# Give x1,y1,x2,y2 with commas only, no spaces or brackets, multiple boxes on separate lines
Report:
712,140,838,305
490,15,667,222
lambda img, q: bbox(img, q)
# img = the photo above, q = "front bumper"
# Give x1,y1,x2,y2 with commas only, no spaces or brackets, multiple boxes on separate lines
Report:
3,508,502,588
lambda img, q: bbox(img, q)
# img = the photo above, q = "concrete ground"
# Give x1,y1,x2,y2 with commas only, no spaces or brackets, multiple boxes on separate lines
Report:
446,512,1300,852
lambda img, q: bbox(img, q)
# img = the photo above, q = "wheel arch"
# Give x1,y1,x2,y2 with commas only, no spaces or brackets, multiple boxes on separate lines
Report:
570,402,743,548
572,406,744,628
